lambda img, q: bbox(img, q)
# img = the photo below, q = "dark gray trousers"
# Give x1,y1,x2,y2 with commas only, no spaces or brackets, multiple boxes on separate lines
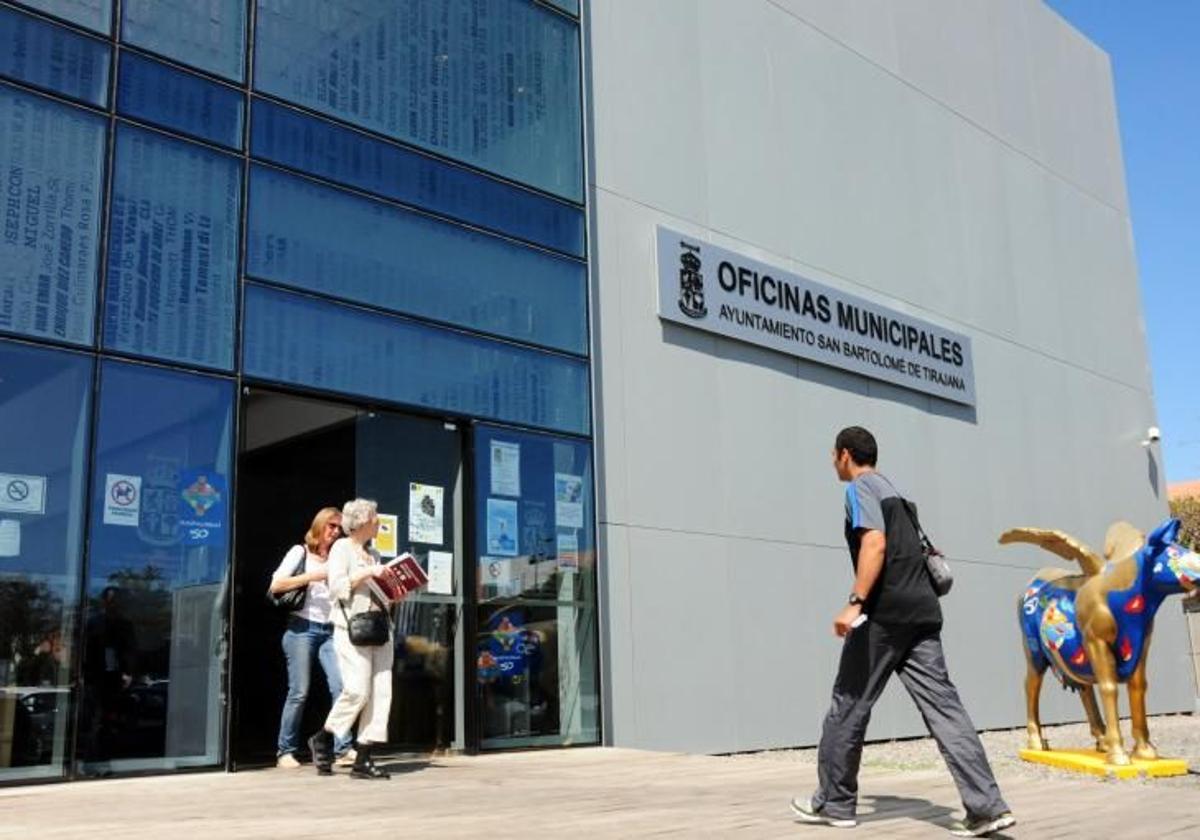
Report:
811,620,1009,821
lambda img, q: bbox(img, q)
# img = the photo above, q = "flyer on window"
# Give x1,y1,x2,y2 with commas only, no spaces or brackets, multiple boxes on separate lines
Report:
375,513,398,557
486,498,519,557
554,473,584,529
408,482,444,545
556,530,579,571
489,440,521,497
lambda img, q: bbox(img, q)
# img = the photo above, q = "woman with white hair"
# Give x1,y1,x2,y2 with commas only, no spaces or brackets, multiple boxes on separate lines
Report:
307,498,393,780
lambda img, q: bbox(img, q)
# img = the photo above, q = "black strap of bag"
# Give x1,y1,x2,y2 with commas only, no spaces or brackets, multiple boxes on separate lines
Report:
876,476,954,597
267,545,308,610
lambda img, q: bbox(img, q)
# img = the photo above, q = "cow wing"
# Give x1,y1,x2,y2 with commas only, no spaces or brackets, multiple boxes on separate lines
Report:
998,527,1104,576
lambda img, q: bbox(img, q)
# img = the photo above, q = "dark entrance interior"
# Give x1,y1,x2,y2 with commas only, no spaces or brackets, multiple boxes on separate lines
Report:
229,390,463,769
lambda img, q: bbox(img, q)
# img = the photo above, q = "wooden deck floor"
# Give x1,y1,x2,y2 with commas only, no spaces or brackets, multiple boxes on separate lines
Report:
1,747,1196,838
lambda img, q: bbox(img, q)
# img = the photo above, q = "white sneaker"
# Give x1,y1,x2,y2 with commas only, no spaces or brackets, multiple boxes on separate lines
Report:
334,748,357,767
949,812,1017,837
790,797,857,828
276,753,301,769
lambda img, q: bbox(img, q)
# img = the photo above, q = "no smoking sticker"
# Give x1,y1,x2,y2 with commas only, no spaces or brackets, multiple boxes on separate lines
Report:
0,473,47,515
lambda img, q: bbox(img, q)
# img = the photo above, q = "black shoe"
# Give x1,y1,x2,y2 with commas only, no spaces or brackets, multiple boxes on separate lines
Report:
350,744,390,780
307,729,334,776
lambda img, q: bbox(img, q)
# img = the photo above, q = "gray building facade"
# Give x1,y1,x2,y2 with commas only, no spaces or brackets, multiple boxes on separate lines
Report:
0,0,1190,788
589,0,1193,754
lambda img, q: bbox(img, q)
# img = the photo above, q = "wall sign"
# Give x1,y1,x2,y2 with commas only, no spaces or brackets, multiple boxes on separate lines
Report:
655,226,976,406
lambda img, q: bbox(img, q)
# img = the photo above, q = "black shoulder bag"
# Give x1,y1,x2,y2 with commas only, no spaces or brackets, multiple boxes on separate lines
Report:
339,580,392,647
878,478,953,597
266,546,308,610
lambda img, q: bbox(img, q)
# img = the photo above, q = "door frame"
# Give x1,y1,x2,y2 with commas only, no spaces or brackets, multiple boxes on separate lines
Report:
226,384,479,767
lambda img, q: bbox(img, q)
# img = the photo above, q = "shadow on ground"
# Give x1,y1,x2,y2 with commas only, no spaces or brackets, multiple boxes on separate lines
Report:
857,795,1015,838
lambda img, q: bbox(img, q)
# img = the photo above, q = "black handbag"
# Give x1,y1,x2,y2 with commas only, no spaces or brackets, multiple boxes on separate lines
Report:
339,590,392,647
267,546,308,610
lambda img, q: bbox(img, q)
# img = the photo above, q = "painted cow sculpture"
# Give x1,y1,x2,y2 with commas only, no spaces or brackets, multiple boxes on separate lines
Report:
999,518,1200,765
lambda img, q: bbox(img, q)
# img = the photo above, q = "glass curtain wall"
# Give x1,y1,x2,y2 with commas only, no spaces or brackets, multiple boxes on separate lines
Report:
0,0,593,782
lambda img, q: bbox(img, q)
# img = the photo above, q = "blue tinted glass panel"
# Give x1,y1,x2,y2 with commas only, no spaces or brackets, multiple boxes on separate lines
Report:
255,0,583,202
0,340,92,782
121,0,245,82
0,6,110,106
117,52,243,149
472,424,599,747
246,166,587,355
546,0,579,16
250,100,584,256
0,86,105,345
82,360,233,772
16,0,111,34
243,284,591,435
103,125,241,369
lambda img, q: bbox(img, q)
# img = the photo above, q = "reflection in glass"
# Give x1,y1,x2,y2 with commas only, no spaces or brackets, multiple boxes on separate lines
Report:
0,86,106,346
103,125,241,370
242,284,592,436
0,340,92,781
254,0,584,202
246,166,588,355
78,361,233,774
472,426,598,748
0,5,111,106
121,0,246,82
117,52,244,150
250,99,585,256
476,604,597,748
15,0,112,34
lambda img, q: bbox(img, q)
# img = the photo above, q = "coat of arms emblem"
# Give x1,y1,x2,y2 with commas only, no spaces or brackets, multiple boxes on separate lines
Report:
677,241,707,319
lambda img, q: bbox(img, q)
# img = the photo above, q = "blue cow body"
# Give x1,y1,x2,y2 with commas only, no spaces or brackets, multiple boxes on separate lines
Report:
1020,521,1200,689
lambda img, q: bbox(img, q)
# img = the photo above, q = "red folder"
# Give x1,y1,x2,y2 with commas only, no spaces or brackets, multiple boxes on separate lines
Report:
367,553,428,604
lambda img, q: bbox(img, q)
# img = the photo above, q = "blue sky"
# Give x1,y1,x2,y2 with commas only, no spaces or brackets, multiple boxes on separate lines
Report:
1046,1,1200,484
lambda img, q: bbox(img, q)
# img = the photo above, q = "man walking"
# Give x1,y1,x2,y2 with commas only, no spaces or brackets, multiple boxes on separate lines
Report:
791,426,1015,836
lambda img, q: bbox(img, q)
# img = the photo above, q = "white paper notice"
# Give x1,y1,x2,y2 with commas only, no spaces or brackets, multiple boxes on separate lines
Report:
103,474,142,527
486,498,519,557
489,441,521,497
408,482,444,544
554,473,584,529
0,473,47,515
556,530,579,570
0,519,20,558
482,556,516,597
375,513,399,558
427,550,454,595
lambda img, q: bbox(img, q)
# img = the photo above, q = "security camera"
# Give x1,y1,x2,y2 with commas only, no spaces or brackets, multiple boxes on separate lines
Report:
1147,426,1161,443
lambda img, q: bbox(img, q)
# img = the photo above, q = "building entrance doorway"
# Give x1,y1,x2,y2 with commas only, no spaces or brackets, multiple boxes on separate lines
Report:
229,389,464,768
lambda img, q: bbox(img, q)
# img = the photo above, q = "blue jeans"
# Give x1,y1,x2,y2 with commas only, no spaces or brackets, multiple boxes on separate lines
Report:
278,618,353,756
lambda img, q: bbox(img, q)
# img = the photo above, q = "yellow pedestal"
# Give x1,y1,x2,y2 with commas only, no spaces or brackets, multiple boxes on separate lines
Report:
1019,748,1190,780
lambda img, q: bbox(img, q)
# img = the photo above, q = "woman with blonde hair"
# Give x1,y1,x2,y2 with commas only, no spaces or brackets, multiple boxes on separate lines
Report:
269,507,355,768
308,498,394,780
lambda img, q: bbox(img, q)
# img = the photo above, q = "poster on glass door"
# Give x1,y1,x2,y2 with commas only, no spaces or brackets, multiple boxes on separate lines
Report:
486,498,518,557
408,482,444,545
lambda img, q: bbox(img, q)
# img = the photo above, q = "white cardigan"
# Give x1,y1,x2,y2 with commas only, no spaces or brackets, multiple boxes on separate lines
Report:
326,537,383,629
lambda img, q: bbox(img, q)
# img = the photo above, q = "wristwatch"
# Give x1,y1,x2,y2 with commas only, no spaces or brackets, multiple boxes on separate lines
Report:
848,593,866,606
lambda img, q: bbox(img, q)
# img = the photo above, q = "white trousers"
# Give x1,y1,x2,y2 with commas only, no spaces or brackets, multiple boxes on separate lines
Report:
325,625,394,744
